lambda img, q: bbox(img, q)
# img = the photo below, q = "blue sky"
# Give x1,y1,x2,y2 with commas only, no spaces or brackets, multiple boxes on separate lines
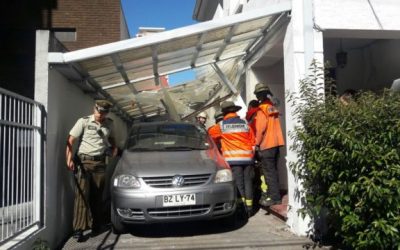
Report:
121,0,198,85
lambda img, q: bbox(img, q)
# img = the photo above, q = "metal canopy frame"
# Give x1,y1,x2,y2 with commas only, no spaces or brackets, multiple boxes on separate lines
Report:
48,3,291,123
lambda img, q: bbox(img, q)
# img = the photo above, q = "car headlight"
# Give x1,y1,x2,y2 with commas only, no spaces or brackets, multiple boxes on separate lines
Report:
214,169,233,183
113,174,141,188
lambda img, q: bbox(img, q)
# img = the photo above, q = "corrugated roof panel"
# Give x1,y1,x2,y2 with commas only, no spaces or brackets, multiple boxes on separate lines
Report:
202,27,232,44
230,29,262,43
202,40,224,50
125,79,157,92
118,46,153,63
157,35,199,55
159,61,192,76
196,54,218,65
125,67,154,80
87,65,117,78
124,63,153,76
106,85,135,100
220,40,253,59
79,56,113,72
158,47,197,61
234,16,272,35
158,54,193,67
120,56,153,69
92,72,122,86
198,46,220,57
50,4,291,121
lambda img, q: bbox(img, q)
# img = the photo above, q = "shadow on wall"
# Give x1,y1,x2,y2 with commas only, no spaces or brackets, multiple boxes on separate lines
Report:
0,0,58,98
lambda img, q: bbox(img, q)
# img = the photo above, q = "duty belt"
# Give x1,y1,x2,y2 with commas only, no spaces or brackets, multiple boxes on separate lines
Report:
79,154,105,161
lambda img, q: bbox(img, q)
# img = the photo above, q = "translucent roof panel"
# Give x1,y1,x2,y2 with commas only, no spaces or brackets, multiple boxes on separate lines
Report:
50,3,291,121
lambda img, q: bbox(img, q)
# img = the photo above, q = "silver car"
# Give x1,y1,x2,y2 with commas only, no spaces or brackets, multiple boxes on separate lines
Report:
111,121,236,233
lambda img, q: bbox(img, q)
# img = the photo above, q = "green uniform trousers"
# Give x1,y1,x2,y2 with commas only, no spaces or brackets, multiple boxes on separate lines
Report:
73,159,107,231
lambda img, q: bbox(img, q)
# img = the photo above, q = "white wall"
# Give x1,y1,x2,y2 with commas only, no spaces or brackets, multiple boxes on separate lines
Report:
46,70,128,248
243,0,291,12
29,30,128,249
282,0,324,236
314,0,400,31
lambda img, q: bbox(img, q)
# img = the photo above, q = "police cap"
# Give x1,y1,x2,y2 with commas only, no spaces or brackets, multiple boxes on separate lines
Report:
95,99,113,113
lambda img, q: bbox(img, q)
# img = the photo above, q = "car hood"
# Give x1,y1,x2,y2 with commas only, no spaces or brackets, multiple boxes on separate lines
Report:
114,150,219,177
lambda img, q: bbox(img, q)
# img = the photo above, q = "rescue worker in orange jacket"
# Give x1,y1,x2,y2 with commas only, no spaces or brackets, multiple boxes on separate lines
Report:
212,101,256,216
253,83,285,207
245,100,268,198
245,99,259,135
207,110,224,152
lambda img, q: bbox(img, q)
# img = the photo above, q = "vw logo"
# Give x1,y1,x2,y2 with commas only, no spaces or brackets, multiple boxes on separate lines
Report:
171,175,185,187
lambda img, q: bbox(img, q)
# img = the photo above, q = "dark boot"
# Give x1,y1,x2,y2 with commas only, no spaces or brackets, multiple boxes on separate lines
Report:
246,206,253,217
72,230,88,242
259,193,281,207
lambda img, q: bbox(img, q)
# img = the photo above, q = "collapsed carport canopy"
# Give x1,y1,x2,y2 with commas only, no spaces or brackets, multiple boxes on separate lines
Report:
48,3,291,122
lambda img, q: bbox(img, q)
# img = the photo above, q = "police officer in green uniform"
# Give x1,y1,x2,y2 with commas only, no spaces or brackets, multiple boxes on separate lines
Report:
66,100,117,241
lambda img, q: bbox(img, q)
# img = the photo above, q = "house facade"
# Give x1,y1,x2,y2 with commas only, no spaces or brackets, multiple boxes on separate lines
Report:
193,0,400,235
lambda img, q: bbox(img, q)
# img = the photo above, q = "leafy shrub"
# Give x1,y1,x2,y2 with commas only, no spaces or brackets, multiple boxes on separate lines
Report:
288,60,400,249
32,238,50,250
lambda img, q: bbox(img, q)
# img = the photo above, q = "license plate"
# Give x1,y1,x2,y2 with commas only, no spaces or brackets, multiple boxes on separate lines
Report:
162,194,196,207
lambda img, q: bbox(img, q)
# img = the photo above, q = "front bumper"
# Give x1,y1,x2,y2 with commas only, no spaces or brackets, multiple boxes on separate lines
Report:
111,182,236,224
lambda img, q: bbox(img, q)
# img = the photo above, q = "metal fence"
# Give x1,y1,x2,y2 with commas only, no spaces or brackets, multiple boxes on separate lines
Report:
0,87,45,245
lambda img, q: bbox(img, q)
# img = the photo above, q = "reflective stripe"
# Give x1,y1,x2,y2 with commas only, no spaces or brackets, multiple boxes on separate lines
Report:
260,175,268,193
221,123,249,133
219,114,256,164
245,199,253,206
225,156,253,161
224,150,253,155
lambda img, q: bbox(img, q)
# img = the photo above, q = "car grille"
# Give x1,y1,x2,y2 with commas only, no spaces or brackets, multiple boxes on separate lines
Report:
213,202,226,212
147,205,210,218
142,174,211,188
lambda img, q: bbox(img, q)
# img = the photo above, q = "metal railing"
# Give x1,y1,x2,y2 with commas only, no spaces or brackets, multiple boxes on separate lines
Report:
0,87,45,246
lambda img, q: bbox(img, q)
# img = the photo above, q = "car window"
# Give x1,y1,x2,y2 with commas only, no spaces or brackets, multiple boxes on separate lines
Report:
127,123,210,151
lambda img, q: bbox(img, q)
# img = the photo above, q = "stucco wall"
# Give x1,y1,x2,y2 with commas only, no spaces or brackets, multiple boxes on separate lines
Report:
44,68,128,248
47,68,94,247
31,31,128,249
314,0,400,31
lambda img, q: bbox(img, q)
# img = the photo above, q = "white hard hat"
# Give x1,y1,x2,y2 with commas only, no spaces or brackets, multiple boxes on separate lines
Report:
196,112,207,119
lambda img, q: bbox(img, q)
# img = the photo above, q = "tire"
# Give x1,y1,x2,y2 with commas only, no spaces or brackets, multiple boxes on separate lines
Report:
220,213,237,228
111,204,127,234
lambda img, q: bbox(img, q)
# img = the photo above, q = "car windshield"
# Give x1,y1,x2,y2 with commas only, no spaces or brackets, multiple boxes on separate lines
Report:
127,123,210,152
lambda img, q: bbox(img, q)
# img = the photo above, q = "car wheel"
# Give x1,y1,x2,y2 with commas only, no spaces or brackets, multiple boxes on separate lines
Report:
221,215,236,228
111,204,127,234
219,211,238,228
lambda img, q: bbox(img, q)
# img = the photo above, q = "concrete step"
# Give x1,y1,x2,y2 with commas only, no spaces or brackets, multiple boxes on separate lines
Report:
268,194,289,221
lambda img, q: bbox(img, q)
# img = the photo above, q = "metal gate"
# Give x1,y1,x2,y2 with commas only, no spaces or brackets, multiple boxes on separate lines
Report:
0,87,45,246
